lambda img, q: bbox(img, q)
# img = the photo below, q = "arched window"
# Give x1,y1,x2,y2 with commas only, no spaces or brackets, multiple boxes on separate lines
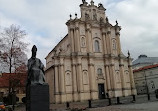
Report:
83,72,88,85
97,68,102,75
95,40,100,52
65,73,71,86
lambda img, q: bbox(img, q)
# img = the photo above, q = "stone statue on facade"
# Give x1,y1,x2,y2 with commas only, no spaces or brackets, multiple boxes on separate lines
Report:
27,45,45,85
93,11,97,21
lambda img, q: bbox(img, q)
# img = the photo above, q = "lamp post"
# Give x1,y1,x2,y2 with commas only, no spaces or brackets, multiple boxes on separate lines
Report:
144,71,150,100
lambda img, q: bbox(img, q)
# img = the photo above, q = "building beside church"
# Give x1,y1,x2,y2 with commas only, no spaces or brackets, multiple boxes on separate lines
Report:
132,55,158,70
0,73,26,103
45,0,136,103
133,64,158,95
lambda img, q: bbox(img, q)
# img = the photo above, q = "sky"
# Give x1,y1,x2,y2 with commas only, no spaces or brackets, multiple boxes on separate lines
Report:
0,0,158,66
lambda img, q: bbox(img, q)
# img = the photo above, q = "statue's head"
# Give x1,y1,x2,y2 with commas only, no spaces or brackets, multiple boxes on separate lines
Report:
31,45,37,58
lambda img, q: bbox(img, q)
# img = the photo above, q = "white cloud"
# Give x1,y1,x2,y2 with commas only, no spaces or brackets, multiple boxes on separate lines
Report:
106,0,158,59
0,0,158,67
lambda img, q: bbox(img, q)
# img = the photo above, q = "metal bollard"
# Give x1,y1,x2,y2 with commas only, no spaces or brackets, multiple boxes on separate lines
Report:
108,98,111,106
117,97,120,104
88,100,92,108
132,95,136,102
66,102,70,109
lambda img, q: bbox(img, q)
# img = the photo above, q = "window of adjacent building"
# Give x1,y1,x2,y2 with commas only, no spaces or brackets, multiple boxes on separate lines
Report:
150,81,155,89
94,40,100,52
97,68,102,75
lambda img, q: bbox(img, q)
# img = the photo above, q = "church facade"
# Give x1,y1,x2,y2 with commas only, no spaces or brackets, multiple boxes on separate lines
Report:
45,0,136,103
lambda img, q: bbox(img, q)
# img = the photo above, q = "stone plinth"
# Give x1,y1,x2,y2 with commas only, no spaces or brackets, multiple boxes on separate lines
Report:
26,84,49,111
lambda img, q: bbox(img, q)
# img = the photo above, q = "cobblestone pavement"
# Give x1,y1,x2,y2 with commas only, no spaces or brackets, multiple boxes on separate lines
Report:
15,102,157,111
15,94,158,111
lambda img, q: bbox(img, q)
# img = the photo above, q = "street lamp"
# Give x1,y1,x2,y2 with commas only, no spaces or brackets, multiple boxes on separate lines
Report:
144,70,150,100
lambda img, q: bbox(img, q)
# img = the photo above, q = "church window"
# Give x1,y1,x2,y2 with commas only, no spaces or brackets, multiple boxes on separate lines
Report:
65,73,71,86
95,40,100,52
97,68,102,75
83,72,88,85
85,13,90,20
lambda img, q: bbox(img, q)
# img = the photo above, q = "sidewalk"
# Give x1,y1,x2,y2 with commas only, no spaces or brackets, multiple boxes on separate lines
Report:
15,94,158,111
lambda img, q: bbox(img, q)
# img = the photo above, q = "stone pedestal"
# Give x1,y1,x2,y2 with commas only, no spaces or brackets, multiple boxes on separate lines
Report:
26,84,49,111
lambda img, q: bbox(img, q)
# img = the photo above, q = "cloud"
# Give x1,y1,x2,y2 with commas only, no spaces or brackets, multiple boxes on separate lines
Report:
106,0,158,59
0,0,158,67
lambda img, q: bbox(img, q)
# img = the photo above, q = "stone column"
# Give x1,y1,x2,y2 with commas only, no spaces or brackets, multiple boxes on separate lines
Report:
104,64,112,96
75,27,80,52
107,31,112,54
105,31,112,54
86,24,93,53
109,62,116,97
59,58,66,103
72,59,78,101
128,61,136,95
119,63,126,96
76,57,84,101
86,28,92,52
105,35,109,54
116,32,121,55
88,58,98,100
102,32,107,54
70,28,75,52
54,64,60,103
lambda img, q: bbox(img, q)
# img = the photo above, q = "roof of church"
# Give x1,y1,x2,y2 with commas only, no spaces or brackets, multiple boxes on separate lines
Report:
45,34,68,59
132,55,158,66
133,64,158,72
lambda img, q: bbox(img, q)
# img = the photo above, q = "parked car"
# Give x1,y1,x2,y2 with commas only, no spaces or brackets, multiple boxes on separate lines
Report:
0,102,5,111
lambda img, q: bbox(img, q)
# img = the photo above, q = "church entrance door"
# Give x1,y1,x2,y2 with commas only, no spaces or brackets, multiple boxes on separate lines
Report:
98,84,105,99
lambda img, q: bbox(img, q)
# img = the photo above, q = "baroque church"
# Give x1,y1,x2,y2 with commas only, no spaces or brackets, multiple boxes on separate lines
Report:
45,0,136,103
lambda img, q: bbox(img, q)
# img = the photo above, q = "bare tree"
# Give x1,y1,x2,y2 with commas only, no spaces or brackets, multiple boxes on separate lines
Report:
0,24,29,93
0,24,28,73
